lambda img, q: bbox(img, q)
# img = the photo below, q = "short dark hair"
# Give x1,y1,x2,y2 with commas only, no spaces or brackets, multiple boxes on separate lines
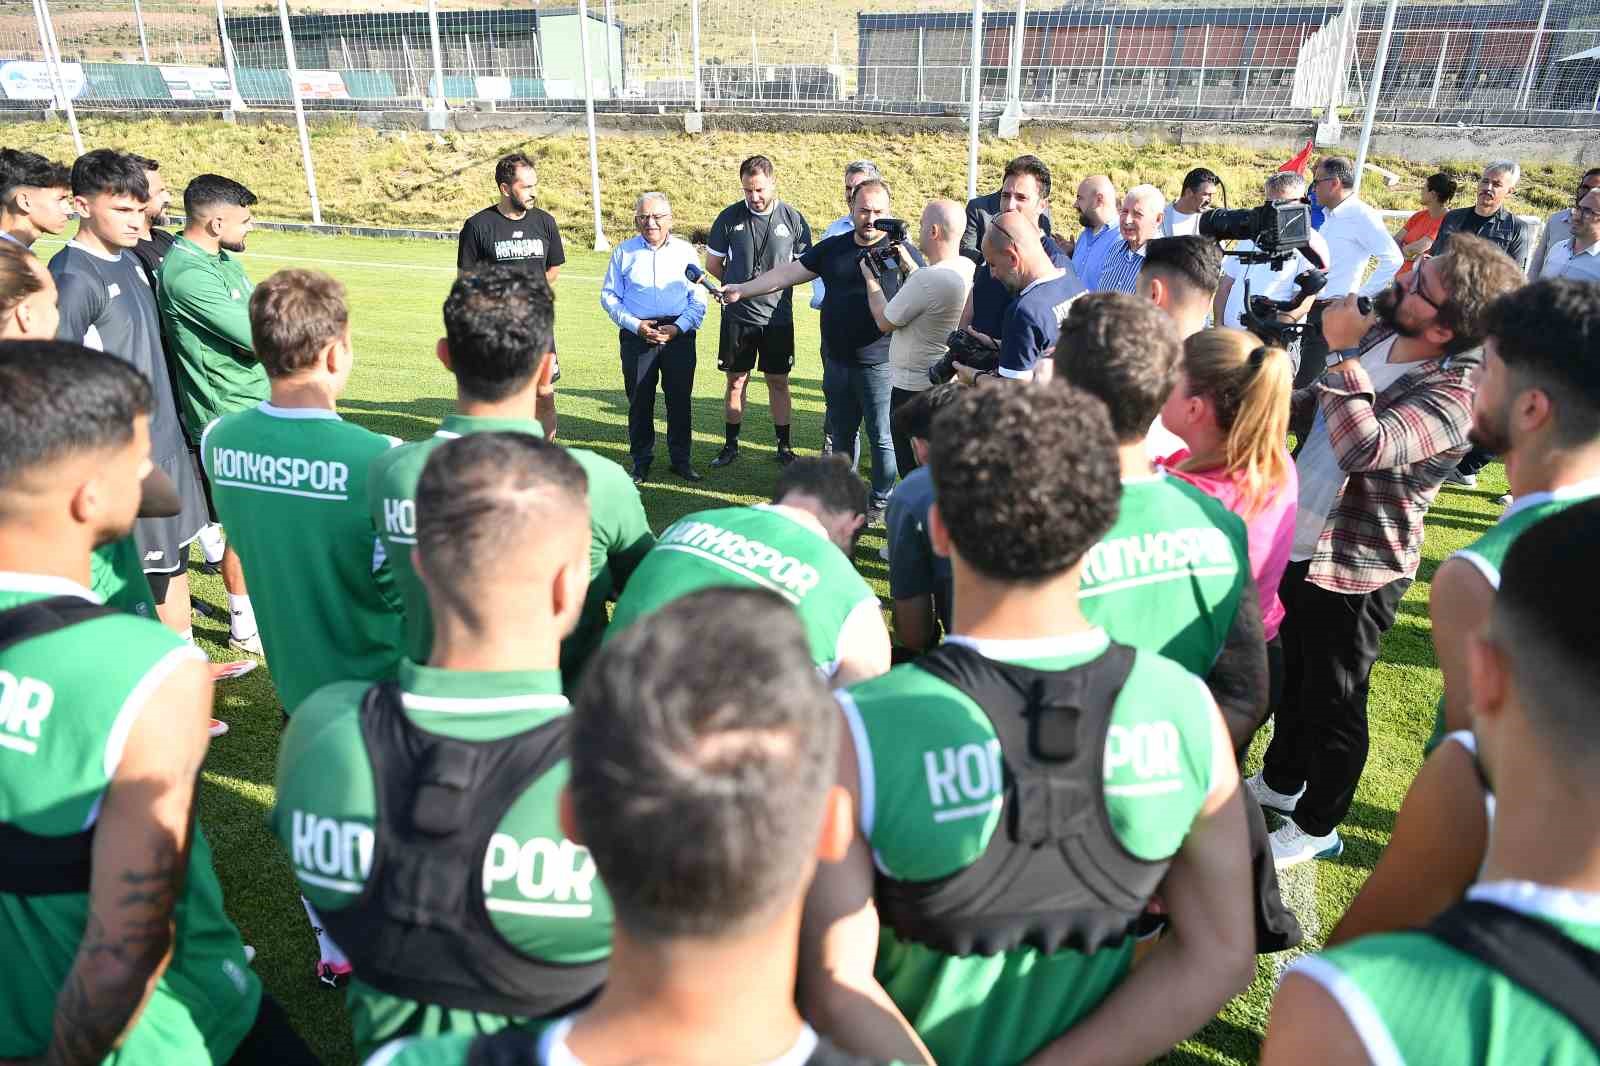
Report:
0,149,70,206
1316,156,1357,190
415,432,589,614
739,155,774,180
442,266,556,403
183,173,256,217
571,586,839,940
771,455,867,518
929,383,1121,581
1054,292,1182,442
495,152,537,189
1492,498,1600,761
890,381,962,443
1426,172,1459,203
1484,278,1600,448
0,341,151,494
126,154,159,173
850,176,891,205
70,149,148,201
1181,167,1220,194
1002,154,1051,200
1140,235,1223,300
0,241,45,318
249,269,348,378
1584,166,1600,183
1431,233,1526,356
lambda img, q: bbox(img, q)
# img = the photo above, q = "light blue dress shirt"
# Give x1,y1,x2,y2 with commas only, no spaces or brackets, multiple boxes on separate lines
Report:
1072,223,1117,291
600,234,708,336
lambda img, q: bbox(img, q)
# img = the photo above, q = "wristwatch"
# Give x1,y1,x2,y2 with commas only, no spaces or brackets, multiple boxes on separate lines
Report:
1325,346,1360,369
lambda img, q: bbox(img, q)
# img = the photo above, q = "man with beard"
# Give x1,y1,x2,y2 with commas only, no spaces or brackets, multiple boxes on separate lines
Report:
1248,235,1524,868
157,174,263,655
1068,175,1120,291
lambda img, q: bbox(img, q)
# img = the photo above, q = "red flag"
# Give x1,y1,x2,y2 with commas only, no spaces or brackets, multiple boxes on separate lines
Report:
1279,139,1314,174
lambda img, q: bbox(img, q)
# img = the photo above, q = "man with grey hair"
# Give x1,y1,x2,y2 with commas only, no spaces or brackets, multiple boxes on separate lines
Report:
1300,155,1403,388
1433,161,1528,268
1095,184,1165,293
1214,171,1334,332
600,191,708,483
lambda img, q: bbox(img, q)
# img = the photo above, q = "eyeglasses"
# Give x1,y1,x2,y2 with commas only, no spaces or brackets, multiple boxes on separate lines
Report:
1404,264,1445,314
635,213,670,224
1574,206,1600,221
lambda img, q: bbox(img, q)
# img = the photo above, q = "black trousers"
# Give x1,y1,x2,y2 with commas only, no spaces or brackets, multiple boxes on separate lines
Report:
1262,560,1410,837
889,386,921,477
228,993,320,1065
1457,445,1497,478
620,327,696,468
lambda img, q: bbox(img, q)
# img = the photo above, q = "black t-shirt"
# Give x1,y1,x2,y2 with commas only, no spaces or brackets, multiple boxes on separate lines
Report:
969,233,1074,340
707,200,812,326
131,227,176,295
799,232,925,364
457,204,567,277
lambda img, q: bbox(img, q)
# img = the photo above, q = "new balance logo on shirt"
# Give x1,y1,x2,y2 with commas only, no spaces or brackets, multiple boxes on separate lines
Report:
210,448,352,499
0,670,52,756
1080,527,1238,598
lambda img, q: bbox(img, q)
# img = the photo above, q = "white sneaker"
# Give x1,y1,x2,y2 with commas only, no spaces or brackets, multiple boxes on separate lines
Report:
207,718,229,738
1245,772,1305,815
1495,493,1514,506
229,629,263,656
1446,469,1477,488
1270,820,1343,869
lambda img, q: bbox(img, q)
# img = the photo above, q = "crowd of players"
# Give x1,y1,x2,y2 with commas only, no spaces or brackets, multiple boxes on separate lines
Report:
0,138,1597,1066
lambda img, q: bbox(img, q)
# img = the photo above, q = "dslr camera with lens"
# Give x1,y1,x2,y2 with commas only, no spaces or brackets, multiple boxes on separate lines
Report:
1197,201,1314,260
928,329,1001,385
859,218,910,278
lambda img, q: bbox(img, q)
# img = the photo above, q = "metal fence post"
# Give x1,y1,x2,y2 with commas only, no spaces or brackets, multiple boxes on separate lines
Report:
966,0,982,200
1429,31,1448,110
1517,0,1552,111
275,0,323,225
1005,0,1025,107
214,0,247,111
1322,0,1356,139
34,0,82,156
1352,0,1398,197
1197,24,1209,107
577,0,609,251
691,0,702,112
425,0,447,114
133,0,151,64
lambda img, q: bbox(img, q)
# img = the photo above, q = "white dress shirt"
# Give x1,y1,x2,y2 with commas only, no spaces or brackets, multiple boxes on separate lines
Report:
1539,237,1600,283
1318,195,1403,299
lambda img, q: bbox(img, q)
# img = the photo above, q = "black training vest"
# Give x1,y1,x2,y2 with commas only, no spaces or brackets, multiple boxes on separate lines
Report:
0,596,117,897
316,682,607,1018
466,1025,887,1066
874,641,1172,957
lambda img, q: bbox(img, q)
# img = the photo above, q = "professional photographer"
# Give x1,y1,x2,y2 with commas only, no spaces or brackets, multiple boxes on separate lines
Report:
1213,173,1333,337
958,210,1083,384
960,155,1071,350
862,199,973,474
725,177,924,522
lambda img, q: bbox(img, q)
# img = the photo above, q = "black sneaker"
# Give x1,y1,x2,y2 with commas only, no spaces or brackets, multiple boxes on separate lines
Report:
775,447,797,465
630,461,651,486
711,443,739,468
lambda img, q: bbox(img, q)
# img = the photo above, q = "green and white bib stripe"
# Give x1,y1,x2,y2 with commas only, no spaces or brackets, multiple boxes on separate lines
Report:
366,414,654,685
838,629,1228,1066
202,403,405,713
608,504,876,675
1454,476,1600,589
0,573,260,1064
1294,880,1600,1066
90,534,158,619
272,659,613,1060
1080,474,1249,678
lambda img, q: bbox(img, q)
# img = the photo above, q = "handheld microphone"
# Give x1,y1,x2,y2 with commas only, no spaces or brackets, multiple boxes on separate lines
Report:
684,264,724,303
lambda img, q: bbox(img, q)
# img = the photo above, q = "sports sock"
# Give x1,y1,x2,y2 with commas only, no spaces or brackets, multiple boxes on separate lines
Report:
775,423,792,449
179,628,195,643
198,524,226,565
725,421,742,446
301,897,351,969
227,594,257,639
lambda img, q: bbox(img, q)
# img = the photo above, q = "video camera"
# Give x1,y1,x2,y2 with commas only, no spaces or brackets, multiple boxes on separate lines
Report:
927,329,1001,385
860,218,909,278
1198,201,1316,264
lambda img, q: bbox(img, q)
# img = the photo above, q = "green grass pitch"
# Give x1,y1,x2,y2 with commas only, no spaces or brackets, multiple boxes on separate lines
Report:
44,227,1509,1066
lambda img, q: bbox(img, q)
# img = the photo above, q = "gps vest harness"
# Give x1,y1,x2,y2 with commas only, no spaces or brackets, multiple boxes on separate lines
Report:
0,596,117,897
873,641,1173,957
315,681,607,1018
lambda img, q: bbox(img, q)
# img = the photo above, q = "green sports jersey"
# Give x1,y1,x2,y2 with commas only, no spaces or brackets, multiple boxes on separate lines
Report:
156,236,267,443
1080,473,1249,677
0,573,260,1063
272,659,614,1061
1296,881,1600,1065
366,414,654,684
202,403,404,713
90,534,158,619
1426,476,1600,750
608,504,876,674
839,628,1223,1066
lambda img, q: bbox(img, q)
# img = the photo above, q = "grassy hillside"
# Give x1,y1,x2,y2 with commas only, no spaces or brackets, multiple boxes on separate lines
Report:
8,116,1584,245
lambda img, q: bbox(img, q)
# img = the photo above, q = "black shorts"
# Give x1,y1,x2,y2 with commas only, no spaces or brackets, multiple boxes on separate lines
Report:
718,316,795,375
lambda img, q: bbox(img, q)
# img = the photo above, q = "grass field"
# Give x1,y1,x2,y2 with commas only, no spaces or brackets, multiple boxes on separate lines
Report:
34,224,1509,1066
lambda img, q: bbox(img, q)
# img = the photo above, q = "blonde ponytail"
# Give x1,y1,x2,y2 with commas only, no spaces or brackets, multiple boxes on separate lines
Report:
1177,328,1292,518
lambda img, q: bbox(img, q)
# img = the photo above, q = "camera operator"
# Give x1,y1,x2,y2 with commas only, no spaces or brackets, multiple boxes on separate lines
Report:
958,155,1070,351
725,177,924,522
1214,172,1333,334
957,210,1083,385
861,199,973,474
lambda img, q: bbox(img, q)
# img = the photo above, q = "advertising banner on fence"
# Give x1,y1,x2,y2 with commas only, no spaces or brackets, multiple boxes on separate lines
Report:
295,71,351,100
0,60,85,101
160,66,235,102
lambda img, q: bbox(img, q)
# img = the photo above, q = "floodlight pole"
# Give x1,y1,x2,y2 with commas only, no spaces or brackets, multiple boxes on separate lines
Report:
1516,0,1551,111
133,0,151,64
33,0,81,156
577,0,609,251
966,0,982,200
426,0,448,114
1352,0,1397,197
214,0,247,111
690,0,702,112
276,0,322,225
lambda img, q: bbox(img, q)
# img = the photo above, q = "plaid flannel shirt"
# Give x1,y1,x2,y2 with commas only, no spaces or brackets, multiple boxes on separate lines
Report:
1290,329,1480,595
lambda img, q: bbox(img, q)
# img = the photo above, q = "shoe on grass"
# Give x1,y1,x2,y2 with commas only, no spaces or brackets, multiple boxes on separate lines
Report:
1270,820,1343,869
208,719,229,738
1245,772,1305,815
229,630,264,656
316,960,352,989
1446,469,1477,487
710,443,739,468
